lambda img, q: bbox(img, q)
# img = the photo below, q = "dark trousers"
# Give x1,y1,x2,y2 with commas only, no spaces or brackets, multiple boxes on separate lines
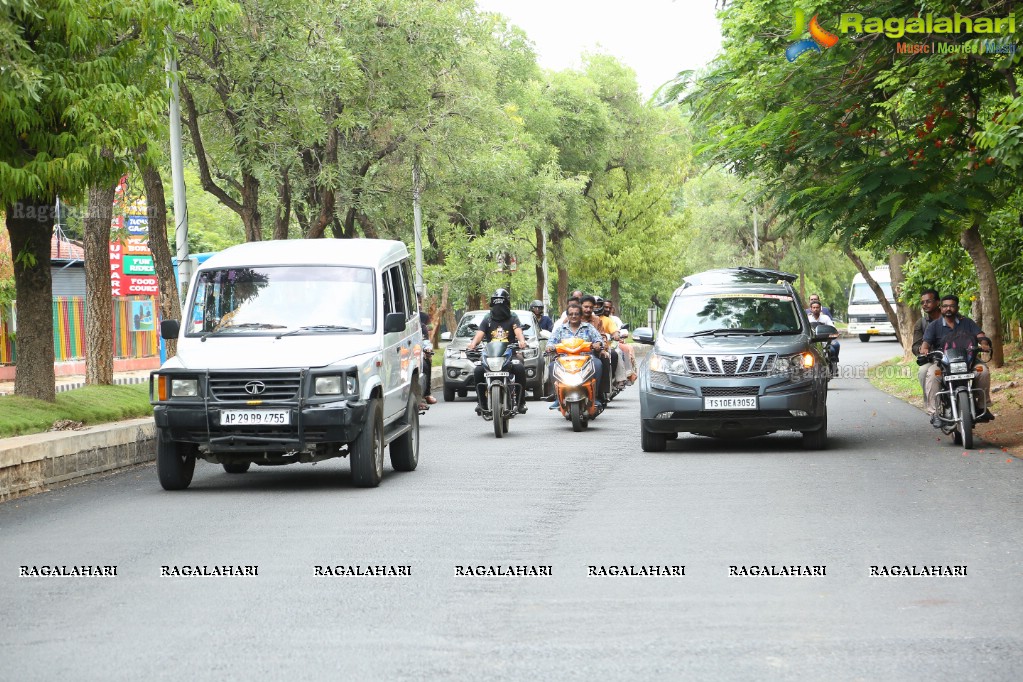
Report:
474,362,526,408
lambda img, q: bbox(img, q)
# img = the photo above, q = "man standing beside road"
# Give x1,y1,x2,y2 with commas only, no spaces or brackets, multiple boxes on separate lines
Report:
911,289,942,393
919,294,994,426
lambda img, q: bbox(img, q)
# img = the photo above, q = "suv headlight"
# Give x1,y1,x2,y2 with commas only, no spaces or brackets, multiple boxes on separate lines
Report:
649,353,687,375
774,353,815,379
522,344,539,359
445,347,466,359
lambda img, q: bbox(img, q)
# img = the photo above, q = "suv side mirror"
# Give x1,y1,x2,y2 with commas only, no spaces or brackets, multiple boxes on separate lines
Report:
161,319,180,340
633,327,655,344
440,331,452,342
384,313,406,334
811,324,839,343
539,330,551,340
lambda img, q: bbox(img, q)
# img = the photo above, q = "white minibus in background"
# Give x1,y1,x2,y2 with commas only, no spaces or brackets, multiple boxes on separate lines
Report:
847,266,896,342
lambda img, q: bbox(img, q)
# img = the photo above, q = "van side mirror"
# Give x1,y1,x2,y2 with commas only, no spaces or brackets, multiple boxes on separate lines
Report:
633,327,655,344
384,313,407,334
161,319,180,340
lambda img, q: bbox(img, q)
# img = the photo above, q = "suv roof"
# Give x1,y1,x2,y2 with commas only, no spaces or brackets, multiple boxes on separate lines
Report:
682,267,798,288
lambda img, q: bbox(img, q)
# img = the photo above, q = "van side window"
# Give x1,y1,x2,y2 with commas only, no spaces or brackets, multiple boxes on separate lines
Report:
387,266,407,317
400,260,417,316
382,273,393,315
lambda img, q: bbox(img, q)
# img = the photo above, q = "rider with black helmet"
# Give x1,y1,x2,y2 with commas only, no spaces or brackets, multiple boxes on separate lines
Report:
467,289,529,414
529,299,554,332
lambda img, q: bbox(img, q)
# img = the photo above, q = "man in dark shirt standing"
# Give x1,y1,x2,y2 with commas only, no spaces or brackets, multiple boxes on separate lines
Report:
919,294,993,426
911,289,942,393
418,294,436,406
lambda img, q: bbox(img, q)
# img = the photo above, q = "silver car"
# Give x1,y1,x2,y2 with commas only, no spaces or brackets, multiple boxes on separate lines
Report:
441,310,547,402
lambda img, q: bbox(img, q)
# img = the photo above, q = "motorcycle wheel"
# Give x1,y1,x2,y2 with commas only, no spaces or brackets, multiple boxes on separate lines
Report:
491,384,505,438
570,402,586,432
957,391,974,449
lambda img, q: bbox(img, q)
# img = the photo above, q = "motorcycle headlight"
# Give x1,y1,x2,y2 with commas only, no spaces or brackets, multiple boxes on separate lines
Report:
485,356,505,371
648,353,687,375
949,361,968,374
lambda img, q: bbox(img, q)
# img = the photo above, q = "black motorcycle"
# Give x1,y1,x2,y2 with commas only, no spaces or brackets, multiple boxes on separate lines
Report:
466,340,523,438
917,347,988,449
810,322,840,380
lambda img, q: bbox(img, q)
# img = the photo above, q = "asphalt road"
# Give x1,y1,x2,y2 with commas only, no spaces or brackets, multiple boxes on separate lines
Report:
2,337,1021,680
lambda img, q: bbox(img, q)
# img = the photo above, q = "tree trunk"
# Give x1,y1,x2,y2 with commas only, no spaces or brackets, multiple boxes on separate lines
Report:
550,227,568,313
534,226,545,301
6,198,57,401
241,172,262,242
273,168,291,241
610,279,620,307
887,250,917,361
844,247,905,348
960,222,1003,367
141,161,181,358
84,183,116,385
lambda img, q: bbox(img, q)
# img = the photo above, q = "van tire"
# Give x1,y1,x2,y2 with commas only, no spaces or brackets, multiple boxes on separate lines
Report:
351,398,384,487
390,391,420,472
222,461,251,474
157,432,197,490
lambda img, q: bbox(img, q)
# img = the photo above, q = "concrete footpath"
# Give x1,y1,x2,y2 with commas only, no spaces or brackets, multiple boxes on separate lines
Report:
0,371,446,502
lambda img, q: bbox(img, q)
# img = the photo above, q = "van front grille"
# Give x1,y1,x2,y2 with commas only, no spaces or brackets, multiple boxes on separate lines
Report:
209,373,302,401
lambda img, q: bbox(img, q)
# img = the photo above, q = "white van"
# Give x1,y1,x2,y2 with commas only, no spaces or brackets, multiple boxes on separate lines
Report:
847,266,896,342
151,239,422,490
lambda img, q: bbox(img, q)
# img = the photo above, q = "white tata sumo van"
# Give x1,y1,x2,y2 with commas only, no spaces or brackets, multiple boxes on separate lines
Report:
151,239,422,490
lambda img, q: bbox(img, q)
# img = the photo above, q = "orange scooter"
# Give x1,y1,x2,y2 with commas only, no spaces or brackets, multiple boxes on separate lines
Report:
549,337,603,432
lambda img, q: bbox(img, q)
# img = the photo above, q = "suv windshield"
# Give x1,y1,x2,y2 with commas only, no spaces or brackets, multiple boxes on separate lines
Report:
661,294,801,337
187,265,375,335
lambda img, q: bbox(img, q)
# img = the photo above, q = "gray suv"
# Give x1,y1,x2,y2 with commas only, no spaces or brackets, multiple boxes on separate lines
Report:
634,268,837,452
441,310,547,402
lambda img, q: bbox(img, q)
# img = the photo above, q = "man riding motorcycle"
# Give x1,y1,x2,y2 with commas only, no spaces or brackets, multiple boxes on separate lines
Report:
580,295,613,400
530,300,554,332
546,302,605,407
467,289,529,415
807,301,840,364
919,294,994,427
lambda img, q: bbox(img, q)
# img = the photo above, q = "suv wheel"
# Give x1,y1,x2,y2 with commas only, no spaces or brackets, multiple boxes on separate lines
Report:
390,390,420,472
350,398,384,487
443,385,456,402
641,422,667,452
801,413,828,450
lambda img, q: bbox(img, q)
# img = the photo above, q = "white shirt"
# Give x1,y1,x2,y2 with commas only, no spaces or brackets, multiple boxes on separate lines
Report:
808,312,834,326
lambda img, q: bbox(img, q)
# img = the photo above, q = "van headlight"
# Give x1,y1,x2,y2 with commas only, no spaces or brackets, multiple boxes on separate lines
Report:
315,374,358,396
649,353,687,375
171,378,198,397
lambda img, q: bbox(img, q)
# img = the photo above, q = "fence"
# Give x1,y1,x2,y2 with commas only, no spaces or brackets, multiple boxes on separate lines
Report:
0,296,158,365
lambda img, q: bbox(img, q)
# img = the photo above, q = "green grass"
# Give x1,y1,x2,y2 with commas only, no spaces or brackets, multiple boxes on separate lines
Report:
867,357,924,410
0,384,153,438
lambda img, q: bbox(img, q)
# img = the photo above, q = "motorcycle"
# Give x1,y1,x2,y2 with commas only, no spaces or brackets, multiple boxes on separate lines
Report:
917,347,988,449
549,338,603,432
810,322,840,380
466,340,523,438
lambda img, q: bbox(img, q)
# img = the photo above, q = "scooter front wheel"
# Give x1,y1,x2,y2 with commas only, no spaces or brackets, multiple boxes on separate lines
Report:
570,401,587,432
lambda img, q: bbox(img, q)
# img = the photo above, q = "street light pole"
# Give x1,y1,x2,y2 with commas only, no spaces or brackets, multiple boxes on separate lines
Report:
167,39,190,312
412,157,424,296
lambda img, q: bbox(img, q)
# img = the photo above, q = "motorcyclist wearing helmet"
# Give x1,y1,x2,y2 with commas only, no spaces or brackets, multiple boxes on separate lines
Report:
467,289,529,414
529,300,554,332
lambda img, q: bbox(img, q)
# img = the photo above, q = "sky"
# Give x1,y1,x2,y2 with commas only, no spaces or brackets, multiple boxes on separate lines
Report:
474,0,724,98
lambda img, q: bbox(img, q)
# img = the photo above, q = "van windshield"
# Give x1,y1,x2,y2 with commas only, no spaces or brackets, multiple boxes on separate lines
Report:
850,282,894,305
661,294,801,337
187,266,375,335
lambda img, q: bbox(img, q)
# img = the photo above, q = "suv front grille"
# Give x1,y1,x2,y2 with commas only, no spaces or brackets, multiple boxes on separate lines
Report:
683,354,776,376
701,386,760,397
209,373,302,401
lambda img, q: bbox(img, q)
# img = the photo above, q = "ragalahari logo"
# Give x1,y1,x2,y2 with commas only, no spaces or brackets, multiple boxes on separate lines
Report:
786,7,839,61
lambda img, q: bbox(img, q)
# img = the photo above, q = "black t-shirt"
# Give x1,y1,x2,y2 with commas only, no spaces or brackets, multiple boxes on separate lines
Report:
478,313,521,343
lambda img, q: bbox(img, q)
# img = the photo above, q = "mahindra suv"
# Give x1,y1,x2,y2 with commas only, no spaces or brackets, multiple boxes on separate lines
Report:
633,268,837,451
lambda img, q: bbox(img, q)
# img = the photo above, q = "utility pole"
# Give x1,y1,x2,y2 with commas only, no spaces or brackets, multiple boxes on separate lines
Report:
540,225,550,308
167,39,190,312
412,156,424,296
752,204,760,268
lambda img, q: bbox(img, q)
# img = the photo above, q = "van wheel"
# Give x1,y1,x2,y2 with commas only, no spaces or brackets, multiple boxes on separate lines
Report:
641,422,667,452
390,391,420,472
443,386,456,402
858,334,871,342
802,414,828,450
157,432,197,490
222,461,250,474
350,398,384,487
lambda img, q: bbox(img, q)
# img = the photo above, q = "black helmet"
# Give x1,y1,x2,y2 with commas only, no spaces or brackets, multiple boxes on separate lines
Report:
593,296,605,315
490,288,510,307
529,299,544,312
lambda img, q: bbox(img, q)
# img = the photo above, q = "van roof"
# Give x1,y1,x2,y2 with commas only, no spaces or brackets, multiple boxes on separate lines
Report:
197,239,409,271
